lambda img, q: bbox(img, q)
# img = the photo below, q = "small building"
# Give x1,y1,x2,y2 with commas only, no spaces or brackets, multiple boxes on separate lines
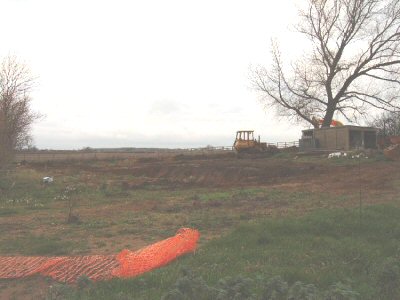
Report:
299,125,378,151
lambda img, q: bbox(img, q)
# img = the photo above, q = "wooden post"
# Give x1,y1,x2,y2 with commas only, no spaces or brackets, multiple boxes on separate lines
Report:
361,130,365,149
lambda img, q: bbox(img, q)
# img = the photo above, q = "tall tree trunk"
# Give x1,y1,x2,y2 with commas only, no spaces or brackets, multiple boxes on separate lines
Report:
322,104,336,127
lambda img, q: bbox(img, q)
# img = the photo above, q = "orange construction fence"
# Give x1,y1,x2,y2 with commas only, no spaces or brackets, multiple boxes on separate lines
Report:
0,228,199,283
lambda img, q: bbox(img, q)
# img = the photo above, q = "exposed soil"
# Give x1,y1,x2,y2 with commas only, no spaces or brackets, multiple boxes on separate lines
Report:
29,154,400,194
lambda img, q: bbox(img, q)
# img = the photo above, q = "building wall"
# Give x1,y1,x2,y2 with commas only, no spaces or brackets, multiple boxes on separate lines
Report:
314,127,349,150
301,126,377,151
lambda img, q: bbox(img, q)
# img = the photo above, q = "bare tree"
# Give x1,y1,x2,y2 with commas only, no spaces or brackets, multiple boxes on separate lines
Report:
370,110,400,135
0,56,39,166
253,0,400,128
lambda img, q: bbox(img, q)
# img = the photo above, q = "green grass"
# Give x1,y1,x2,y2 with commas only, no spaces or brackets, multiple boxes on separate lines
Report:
0,170,63,200
53,204,400,299
0,234,88,256
0,208,20,216
191,187,266,203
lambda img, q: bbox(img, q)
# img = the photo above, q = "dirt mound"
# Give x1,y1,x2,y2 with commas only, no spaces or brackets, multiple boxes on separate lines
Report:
128,160,324,187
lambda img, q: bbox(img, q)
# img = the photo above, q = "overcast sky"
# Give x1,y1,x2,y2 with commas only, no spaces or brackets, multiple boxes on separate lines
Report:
1,0,308,149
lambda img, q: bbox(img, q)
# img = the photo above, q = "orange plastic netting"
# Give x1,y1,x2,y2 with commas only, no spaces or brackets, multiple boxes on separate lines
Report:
0,228,199,283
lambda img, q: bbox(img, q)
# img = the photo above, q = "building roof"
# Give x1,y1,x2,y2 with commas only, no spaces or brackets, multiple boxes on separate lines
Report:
302,125,378,133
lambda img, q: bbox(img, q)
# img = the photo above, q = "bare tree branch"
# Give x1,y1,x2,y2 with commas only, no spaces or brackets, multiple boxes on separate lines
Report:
252,0,400,128
0,56,40,167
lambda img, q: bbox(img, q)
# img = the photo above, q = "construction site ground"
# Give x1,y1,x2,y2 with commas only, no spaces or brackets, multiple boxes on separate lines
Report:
0,152,399,298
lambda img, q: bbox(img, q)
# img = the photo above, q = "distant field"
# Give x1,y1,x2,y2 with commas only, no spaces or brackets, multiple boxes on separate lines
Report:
14,142,299,163
15,151,163,162
14,148,233,162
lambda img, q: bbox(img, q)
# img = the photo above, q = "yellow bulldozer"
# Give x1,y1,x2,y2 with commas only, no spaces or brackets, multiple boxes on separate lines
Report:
233,130,278,156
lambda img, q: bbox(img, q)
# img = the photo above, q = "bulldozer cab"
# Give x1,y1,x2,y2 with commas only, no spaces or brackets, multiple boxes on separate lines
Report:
234,130,260,153
235,130,255,142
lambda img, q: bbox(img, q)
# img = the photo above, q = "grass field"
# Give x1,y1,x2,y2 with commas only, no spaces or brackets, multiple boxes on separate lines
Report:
0,153,399,299
71,205,400,299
